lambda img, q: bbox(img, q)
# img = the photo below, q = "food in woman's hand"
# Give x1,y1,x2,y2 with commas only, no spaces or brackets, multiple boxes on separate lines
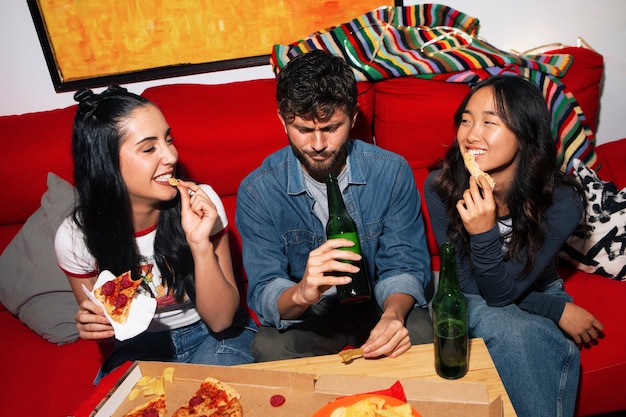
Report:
93,270,141,324
463,152,495,190
168,178,180,186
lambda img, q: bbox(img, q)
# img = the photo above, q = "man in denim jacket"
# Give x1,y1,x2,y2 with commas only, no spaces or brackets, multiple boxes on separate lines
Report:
236,50,433,362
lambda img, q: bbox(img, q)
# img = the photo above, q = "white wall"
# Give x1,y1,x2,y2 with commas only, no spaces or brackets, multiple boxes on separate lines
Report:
1,0,624,145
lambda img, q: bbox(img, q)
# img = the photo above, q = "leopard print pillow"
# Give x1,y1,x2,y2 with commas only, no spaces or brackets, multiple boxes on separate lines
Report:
560,159,626,280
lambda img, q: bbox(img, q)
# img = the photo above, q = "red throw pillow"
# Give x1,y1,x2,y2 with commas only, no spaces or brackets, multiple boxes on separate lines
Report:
544,46,603,134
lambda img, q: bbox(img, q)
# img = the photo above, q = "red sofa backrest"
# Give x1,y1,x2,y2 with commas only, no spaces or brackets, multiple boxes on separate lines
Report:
0,106,76,230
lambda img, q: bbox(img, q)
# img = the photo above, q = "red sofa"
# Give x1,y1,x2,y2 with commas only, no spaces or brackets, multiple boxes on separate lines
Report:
1,46,624,417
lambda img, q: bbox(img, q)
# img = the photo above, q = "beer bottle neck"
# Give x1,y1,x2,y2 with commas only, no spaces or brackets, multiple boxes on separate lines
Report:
439,243,460,290
326,173,347,217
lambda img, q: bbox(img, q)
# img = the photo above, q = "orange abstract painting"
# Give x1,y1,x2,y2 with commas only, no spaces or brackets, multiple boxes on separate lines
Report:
30,0,397,86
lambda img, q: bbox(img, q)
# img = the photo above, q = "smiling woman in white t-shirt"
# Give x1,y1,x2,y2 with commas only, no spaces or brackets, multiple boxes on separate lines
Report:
54,85,256,383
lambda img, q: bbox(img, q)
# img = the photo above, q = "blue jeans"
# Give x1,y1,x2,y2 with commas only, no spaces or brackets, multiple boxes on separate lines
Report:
466,279,579,417
93,308,257,384
171,311,257,365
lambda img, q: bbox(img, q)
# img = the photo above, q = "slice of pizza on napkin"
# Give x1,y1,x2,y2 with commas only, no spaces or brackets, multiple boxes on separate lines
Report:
93,270,140,324
83,270,157,341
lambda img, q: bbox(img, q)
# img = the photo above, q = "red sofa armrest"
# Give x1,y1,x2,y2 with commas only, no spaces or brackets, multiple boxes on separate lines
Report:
595,138,626,187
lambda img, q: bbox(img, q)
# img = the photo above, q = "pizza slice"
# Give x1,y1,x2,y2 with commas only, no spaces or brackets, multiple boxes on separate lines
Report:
463,152,495,190
122,395,166,417
172,376,243,417
93,270,142,324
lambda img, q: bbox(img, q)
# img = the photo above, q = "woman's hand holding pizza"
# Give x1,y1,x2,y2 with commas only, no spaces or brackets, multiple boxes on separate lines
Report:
74,297,115,340
456,175,497,235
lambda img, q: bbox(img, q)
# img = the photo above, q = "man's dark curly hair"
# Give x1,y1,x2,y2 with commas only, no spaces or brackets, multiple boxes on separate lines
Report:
276,50,358,123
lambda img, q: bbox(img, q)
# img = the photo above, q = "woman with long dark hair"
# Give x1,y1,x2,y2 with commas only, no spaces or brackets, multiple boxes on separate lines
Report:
425,75,603,417
55,86,256,382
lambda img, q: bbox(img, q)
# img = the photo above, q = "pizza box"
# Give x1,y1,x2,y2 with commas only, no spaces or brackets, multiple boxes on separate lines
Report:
92,361,503,417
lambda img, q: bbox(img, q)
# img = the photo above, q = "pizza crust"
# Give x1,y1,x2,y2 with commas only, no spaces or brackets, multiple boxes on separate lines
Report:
463,152,495,190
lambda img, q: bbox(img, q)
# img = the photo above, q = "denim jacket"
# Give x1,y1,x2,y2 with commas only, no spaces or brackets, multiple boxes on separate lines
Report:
235,140,431,329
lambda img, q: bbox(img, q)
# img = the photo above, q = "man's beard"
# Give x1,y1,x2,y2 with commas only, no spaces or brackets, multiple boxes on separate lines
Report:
290,142,347,181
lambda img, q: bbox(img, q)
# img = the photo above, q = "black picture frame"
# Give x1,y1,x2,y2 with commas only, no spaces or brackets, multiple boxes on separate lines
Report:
27,0,403,92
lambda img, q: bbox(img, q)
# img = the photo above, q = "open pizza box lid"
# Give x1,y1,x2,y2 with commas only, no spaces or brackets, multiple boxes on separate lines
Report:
93,361,502,417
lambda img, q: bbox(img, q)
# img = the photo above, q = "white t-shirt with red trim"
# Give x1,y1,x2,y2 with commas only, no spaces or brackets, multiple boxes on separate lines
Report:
54,184,228,331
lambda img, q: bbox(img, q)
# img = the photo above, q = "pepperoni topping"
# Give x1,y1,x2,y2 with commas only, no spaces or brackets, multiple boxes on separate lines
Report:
270,394,286,407
121,274,135,289
142,408,159,417
100,280,115,296
114,293,128,308
188,395,203,407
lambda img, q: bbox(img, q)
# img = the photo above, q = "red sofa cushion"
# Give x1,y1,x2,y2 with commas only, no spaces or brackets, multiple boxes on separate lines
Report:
0,106,75,226
0,308,111,416
560,264,626,416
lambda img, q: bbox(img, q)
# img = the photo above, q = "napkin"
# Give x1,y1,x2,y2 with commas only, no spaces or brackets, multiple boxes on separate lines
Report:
83,270,157,341
334,380,407,402
365,380,407,402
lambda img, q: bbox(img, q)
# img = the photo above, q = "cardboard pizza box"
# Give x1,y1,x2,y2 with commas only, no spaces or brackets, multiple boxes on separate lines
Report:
92,361,503,417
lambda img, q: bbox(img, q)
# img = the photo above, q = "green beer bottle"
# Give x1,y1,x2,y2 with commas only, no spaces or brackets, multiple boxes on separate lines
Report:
325,173,371,304
432,242,468,379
